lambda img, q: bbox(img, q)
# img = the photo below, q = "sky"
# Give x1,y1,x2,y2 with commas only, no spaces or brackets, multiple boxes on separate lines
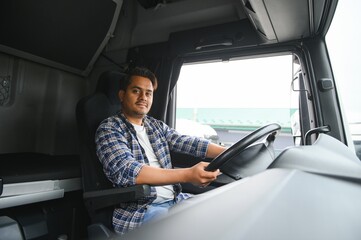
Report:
177,55,294,109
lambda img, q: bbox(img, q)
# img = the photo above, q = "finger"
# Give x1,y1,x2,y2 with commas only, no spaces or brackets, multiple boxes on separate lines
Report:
200,175,217,184
201,171,217,180
205,168,220,177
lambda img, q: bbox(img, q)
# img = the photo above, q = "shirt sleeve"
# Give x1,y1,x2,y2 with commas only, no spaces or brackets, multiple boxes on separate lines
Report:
160,121,210,159
95,121,145,187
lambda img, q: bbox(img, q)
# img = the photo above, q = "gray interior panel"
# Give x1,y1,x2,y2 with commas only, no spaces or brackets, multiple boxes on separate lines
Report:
124,168,361,240
271,134,361,179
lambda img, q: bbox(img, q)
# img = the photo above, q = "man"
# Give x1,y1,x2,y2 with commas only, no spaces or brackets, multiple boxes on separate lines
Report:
95,67,226,235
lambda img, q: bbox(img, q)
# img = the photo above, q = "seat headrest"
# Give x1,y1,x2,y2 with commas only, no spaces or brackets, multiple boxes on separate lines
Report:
96,70,127,105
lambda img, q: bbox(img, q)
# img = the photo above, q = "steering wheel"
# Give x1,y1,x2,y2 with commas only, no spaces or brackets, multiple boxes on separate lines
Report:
205,123,281,172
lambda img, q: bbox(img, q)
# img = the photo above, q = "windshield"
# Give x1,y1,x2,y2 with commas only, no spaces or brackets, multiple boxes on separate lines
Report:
175,54,296,151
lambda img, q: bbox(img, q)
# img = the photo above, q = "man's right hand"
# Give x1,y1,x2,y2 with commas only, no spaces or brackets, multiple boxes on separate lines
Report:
186,162,220,187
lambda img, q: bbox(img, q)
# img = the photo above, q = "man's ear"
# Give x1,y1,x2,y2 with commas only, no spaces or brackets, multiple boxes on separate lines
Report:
118,90,125,102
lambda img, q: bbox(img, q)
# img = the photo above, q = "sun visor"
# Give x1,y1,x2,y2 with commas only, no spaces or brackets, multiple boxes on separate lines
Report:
241,0,277,41
0,0,123,76
241,0,316,42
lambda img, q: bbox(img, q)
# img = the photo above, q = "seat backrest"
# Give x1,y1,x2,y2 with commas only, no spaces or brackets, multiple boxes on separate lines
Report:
76,70,125,192
76,71,153,236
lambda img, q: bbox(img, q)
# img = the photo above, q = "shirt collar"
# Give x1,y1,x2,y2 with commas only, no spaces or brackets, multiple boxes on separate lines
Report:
118,111,148,129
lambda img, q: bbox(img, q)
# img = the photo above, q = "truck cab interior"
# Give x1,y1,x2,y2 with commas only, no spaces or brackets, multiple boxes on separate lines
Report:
1,0,361,239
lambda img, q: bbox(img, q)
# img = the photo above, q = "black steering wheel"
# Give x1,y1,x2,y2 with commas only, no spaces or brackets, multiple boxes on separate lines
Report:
205,123,281,172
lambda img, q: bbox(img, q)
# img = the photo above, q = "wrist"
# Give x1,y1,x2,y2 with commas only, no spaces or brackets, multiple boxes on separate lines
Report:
178,168,191,183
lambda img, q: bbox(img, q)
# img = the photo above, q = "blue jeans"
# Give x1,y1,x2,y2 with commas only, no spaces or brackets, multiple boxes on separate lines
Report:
143,199,176,223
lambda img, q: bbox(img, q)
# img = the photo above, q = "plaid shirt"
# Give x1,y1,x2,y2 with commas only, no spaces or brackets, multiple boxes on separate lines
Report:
95,112,210,234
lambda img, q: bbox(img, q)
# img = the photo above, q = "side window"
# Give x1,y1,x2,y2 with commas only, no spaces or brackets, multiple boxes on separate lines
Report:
326,0,361,160
175,54,298,151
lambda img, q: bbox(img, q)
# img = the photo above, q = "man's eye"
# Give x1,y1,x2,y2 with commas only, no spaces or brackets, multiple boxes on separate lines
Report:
133,89,140,94
146,92,152,97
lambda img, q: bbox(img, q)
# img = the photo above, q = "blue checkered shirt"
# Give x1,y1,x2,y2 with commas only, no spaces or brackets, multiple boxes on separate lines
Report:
95,112,210,234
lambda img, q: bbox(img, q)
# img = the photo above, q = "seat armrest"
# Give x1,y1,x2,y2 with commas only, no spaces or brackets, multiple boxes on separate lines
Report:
83,185,150,211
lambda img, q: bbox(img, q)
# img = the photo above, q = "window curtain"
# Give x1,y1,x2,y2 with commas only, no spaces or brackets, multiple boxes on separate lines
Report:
127,42,183,123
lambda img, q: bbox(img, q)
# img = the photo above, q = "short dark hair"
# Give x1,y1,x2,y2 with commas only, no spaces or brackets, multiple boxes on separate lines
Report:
120,67,158,91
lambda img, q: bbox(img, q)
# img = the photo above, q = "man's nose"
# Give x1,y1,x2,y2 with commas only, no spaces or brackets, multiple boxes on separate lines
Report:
139,91,147,100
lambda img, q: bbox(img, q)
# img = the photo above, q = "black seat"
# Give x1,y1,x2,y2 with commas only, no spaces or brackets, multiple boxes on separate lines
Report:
76,70,150,239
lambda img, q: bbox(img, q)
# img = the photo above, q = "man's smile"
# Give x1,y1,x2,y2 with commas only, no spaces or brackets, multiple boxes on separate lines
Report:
136,102,148,108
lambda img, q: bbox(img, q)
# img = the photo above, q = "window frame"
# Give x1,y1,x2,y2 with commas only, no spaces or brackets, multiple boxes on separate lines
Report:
169,48,316,148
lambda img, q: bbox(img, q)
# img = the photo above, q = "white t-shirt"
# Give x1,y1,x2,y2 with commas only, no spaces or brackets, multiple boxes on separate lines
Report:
132,123,174,203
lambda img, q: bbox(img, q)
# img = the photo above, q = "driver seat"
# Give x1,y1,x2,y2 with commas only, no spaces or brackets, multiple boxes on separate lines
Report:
76,70,150,239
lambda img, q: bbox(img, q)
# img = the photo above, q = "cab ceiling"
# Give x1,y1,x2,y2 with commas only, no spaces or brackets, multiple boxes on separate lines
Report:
0,0,328,76
128,0,328,47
